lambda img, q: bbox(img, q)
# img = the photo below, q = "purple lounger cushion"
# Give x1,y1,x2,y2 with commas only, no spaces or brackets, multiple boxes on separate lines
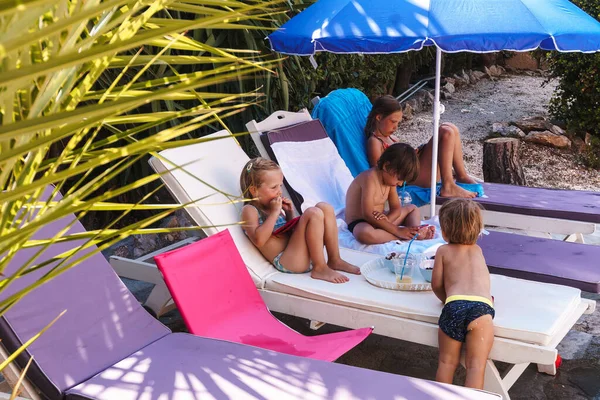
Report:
440,183,600,224
67,333,499,400
480,231,600,293
0,188,169,400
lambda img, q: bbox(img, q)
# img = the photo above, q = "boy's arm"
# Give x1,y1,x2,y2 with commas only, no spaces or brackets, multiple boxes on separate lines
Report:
366,137,383,167
431,247,447,303
361,178,417,239
385,185,403,220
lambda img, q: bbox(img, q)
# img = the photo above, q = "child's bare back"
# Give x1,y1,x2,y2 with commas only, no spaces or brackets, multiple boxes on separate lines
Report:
435,244,491,301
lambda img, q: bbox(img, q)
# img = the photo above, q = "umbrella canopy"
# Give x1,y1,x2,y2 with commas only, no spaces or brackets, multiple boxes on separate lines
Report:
269,0,600,55
268,0,600,216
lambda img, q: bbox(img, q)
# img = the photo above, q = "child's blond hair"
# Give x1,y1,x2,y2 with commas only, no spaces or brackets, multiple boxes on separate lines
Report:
439,199,483,245
239,157,280,199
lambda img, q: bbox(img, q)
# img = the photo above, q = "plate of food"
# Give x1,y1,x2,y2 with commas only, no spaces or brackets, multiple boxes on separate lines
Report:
360,254,432,291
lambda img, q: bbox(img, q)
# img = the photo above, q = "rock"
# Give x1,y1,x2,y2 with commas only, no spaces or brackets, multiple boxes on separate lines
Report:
492,122,525,138
468,71,479,83
489,65,501,76
444,77,456,85
443,82,455,94
496,65,506,75
504,65,518,73
484,66,492,78
550,124,566,136
112,245,130,258
133,234,158,258
492,122,508,134
508,126,526,138
402,102,414,120
524,130,572,148
514,117,554,133
453,75,468,87
585,132,593,145
461,70,471,84
472,70,487,80
441,90,452,100
406,98,420,113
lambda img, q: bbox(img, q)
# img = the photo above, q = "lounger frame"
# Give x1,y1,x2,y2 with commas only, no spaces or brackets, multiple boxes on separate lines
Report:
246,109,596,242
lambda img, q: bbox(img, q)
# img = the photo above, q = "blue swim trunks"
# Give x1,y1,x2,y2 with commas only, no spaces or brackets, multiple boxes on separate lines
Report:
272,252,312,274
438,295,495,343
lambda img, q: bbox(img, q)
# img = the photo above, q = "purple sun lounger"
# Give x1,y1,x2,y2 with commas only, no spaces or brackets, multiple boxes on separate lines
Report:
258,120,600,293
0,187,500,400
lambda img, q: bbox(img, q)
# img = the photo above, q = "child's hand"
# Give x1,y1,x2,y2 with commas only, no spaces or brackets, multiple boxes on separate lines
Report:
269,197,283,213
397,226,420,240
372,211,388,221
282,197,294,213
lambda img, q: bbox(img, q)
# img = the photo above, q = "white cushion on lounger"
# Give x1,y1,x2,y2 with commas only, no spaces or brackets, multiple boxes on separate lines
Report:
266,272,581,346
149,131,276,285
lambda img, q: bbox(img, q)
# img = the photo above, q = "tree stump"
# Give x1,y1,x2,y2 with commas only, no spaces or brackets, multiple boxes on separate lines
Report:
482,137,527,185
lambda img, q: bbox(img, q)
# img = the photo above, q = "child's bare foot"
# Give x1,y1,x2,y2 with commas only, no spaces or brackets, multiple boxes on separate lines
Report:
311,266,349,283
416,225,435,240
398,226,420,240
440,183,477,199
328,258,361,275
455,174,478,184
428,225,436,238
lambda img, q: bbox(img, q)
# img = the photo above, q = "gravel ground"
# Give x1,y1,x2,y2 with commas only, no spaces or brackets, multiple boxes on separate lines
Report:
396,73,600,191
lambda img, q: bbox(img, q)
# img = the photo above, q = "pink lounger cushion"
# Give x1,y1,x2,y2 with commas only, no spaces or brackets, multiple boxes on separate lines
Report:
154,230,373,361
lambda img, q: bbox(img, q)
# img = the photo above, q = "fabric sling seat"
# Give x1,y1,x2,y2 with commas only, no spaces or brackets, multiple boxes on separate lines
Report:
154,229,373,362
311,88,600,224
0,187,501,400
148,129,595,399
258,118,600,294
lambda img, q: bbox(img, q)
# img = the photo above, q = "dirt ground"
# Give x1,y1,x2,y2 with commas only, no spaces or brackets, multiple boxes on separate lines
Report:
398,73,600,191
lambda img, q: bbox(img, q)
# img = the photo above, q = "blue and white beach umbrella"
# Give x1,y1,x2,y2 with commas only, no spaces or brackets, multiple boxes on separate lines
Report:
268,0,600,216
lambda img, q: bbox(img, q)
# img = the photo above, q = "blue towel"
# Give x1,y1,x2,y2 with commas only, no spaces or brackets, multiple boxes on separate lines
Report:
311,88,372,177
398,183,486,207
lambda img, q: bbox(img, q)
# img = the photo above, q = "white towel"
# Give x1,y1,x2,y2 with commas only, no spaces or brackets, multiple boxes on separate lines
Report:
271,137,445,256
272,138,353,215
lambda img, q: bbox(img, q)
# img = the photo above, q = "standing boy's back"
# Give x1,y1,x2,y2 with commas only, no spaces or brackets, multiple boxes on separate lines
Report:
431,199,494,389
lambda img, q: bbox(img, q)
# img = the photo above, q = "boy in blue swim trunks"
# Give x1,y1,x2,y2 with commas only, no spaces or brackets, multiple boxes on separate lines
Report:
431,199,494,389
240,157,360,284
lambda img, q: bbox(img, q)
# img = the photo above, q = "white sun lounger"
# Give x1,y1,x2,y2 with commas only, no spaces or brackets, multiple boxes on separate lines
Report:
246,109,596,242
135,129,595,400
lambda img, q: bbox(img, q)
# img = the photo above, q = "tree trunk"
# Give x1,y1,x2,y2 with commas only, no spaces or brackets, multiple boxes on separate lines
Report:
483,137,527,185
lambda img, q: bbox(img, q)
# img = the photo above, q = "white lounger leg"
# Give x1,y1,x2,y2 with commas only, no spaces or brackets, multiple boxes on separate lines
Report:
309,320,326,330
482,360,529,400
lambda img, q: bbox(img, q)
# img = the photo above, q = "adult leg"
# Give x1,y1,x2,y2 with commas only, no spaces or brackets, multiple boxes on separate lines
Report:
436,329,463,385
413,125,476,198
464,314,495,389
315,202,360,274
280,207,348,283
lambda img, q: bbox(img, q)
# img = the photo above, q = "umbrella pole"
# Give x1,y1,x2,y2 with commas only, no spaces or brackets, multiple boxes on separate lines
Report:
429,47,442,218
